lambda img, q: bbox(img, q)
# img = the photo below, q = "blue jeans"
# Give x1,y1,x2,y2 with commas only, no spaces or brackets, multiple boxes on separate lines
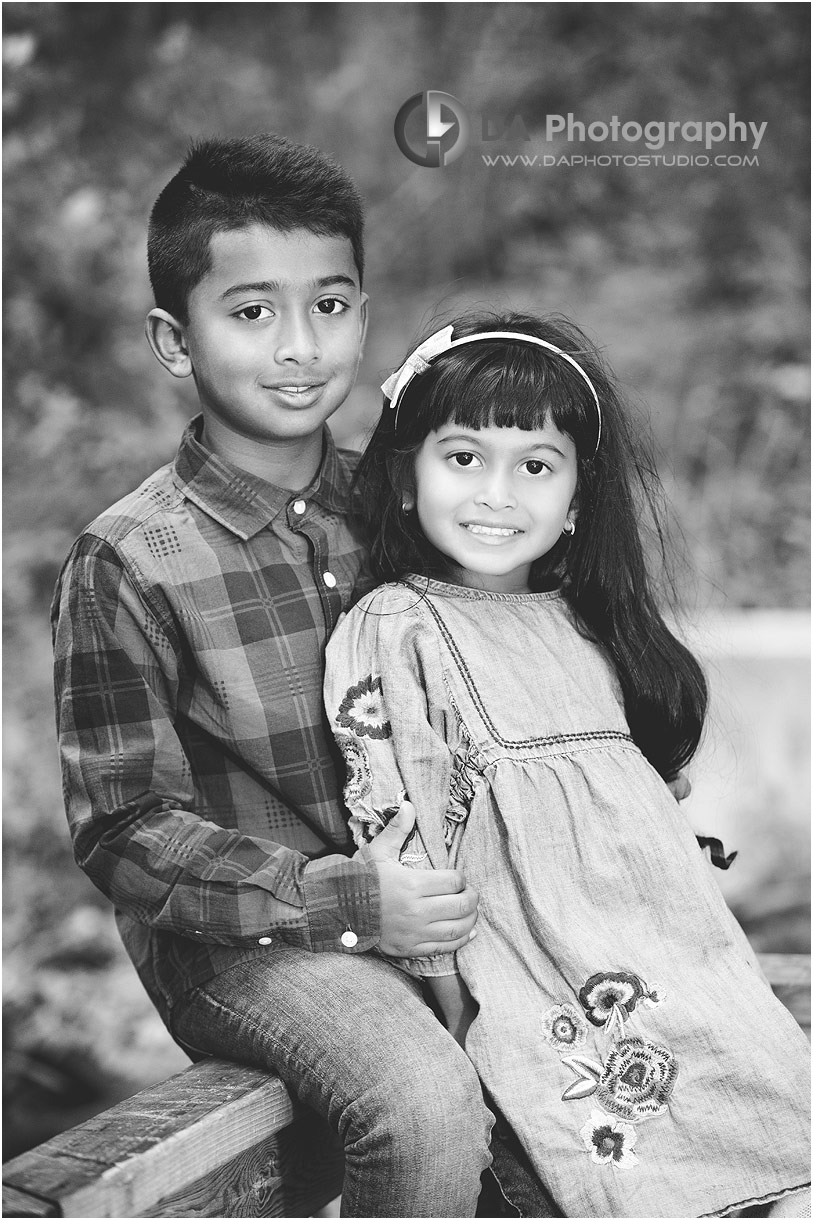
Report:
170,944,494,1217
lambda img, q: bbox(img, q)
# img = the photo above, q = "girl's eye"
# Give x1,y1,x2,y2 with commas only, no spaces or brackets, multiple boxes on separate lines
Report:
522,459,550,476
450,452,481,468
315,298,349,315
236,304,273,321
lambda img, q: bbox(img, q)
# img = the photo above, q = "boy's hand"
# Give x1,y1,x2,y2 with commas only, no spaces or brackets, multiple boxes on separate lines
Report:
367,801,479,958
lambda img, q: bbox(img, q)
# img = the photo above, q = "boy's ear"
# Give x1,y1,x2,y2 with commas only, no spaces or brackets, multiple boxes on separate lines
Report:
145,309,193,379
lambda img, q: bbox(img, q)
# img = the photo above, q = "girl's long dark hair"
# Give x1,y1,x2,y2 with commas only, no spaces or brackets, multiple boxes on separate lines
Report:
355,311,707,782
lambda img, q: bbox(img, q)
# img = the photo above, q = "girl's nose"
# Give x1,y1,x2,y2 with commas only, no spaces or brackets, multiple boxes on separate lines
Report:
474,473,518,511
274,312,320,364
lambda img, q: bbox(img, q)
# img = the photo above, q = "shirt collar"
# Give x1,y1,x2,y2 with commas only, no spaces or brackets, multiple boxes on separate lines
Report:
174,416,353,539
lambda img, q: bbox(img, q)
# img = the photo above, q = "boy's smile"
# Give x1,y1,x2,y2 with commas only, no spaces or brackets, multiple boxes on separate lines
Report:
171,225,367,481
412,422,578,593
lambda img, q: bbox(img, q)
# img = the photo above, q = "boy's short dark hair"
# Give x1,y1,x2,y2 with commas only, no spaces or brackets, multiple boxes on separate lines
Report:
148,133,365,322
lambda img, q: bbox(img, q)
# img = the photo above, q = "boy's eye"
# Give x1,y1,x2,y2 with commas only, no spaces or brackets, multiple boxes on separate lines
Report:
522,459,550,475
450,452,481,468
236,304,273,321
314,298,349,315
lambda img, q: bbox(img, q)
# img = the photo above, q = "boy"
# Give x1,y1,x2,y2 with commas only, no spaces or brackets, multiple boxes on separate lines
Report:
51,135,492,1217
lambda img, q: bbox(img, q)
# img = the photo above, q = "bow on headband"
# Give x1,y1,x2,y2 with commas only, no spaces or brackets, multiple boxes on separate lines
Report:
381,325,602,455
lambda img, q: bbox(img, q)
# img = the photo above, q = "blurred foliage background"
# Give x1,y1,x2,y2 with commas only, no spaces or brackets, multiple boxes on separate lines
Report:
3,2,809,1158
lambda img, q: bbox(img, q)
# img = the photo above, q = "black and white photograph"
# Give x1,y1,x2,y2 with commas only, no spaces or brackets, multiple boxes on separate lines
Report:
3,4,810,1217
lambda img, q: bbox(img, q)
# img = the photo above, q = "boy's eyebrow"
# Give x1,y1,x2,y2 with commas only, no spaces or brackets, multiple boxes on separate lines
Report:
219,275,357,300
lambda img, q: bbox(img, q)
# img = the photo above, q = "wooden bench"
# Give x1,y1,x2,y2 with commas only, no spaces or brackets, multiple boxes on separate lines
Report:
4,954,809,1218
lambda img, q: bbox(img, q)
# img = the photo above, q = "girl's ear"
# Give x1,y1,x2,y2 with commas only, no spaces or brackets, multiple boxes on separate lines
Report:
145,309,193,379
401,492,415,512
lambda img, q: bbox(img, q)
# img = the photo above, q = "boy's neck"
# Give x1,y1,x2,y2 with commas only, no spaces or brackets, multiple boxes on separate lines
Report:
201,421,325,491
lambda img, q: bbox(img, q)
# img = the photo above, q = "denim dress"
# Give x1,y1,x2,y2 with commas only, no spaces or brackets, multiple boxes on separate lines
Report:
323,578,811,1219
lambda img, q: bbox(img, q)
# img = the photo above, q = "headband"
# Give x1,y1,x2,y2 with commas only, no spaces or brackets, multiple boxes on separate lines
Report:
381,324,602,455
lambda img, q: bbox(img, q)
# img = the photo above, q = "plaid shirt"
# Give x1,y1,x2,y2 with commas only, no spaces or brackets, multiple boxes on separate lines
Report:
51,416,380,1020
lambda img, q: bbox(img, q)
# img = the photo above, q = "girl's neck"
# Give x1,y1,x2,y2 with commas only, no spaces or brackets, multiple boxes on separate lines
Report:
427,560,533,595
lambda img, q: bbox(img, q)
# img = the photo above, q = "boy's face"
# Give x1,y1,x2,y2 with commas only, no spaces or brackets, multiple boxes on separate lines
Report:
180,225,367,450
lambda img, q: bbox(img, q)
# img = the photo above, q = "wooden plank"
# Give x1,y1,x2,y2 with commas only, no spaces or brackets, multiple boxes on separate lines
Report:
1,1182,60,1217
759,953,811,988
144,1132,285,1218
3,1061,296,1218
760,953,811,1033
144,1108,344,1218
9,1061,290,1170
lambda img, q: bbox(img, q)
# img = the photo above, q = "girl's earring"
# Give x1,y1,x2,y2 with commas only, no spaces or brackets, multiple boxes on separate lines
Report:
401,499,414,513
562,519,576,536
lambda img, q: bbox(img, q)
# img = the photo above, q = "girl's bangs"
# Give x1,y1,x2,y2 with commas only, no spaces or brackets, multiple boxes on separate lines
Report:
411,344,597,454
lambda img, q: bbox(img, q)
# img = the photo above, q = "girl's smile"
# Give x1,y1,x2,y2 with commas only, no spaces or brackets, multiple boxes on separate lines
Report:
411,421,578,593
461,522,523,539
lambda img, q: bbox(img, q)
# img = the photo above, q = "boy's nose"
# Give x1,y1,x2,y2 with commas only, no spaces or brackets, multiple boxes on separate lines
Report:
274,313,320,363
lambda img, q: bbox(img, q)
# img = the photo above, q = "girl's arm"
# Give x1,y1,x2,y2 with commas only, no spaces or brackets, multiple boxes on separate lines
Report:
428,974,479,1048
363,808,479,1044
324,587,469,978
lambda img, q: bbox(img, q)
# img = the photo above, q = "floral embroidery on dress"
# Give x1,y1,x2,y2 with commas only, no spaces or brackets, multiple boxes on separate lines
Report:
561,1053,604,1102
640,982,667,1008
445,716,482,846
580,1110,639,1170
579,971,647,1026
595,1034,678,1123
336,675,392,739
541,1003,589,1053
336,736,373,809
556,970,678,1166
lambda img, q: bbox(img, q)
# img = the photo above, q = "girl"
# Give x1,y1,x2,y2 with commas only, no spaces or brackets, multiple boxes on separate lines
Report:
323,312,810,1218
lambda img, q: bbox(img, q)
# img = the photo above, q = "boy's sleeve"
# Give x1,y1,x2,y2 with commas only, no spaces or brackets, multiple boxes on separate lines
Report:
51,535,380,953
324,587,461,976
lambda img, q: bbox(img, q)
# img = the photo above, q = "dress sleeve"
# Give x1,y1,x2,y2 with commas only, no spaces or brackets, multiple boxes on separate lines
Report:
324,585,461,976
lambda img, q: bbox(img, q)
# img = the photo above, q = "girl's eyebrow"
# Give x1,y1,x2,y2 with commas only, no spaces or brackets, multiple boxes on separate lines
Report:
219,274,357,300
524,441,568,458
436,433,568,458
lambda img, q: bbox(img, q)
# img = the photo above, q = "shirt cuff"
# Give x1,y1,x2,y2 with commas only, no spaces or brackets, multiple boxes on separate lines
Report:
397,952,459,977
302,847,381,953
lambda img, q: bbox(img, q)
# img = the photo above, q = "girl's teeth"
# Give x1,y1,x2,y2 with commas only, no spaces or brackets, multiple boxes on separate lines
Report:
466,524,519,536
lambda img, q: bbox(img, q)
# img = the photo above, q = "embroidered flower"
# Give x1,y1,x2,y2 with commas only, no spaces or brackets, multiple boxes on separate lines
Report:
337,737,373,809
580,1110,639,1170
596,1035,678,1123
541,1003,589,1053
336,675,391,739
579,971,646,1026
641,983,667,1009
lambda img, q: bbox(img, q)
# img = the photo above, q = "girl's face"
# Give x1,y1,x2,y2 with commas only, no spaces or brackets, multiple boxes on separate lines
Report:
411,420,578,593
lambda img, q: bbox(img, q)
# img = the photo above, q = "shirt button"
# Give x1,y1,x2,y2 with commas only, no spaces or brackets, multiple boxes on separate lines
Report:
323,571,337,588
341,929,358,948
258,936,273,946
292,499,306,515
